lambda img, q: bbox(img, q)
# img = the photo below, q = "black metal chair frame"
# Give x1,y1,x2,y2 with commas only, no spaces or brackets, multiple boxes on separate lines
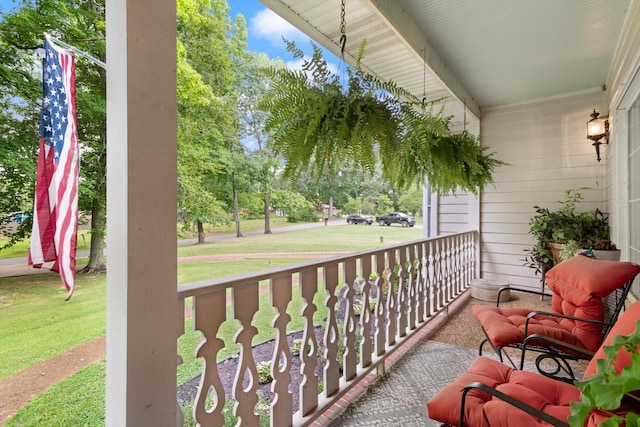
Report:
437,379,571,427
477,279,635,382
456,381,570,427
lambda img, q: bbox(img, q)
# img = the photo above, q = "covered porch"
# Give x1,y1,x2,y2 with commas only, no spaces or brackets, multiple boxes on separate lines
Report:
104,0,640,425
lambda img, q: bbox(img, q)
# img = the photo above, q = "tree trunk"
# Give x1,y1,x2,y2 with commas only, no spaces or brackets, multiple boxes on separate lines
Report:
233,177,243,238
327,172,334,220
328,192,334,219
83,196,106,273
197,220,205,244
264,185,272,234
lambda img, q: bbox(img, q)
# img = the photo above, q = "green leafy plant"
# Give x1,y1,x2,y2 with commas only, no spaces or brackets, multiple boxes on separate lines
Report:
569,320,640,427
256,361,273,384
523,188,616,277
291,339,303,357
258,39,504,194
560,240,583,262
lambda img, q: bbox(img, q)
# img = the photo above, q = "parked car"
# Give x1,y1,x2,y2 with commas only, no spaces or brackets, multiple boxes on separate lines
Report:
346,214,373,225
0,211,29,236
375,212,416,227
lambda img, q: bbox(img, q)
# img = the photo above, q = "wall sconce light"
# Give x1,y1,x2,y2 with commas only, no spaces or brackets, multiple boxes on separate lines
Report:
586,109,609,162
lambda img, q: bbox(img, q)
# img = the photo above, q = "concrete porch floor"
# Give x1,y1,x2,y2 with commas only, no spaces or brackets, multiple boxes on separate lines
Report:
313,287,567,426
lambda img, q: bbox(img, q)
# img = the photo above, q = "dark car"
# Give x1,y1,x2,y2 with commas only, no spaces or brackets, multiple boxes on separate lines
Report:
346,214,373,225
375,212,416,227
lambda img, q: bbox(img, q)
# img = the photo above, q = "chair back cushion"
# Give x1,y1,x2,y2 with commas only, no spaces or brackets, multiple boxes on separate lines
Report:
545,256,640,351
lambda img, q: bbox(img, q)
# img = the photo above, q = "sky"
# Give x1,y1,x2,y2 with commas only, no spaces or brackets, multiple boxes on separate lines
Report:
228,0,339,72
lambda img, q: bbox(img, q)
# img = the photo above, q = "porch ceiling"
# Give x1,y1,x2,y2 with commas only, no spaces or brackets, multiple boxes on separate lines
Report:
259,0,631,130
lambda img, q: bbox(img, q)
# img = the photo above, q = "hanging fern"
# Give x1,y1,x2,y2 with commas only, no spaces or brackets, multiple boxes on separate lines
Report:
258,39,505,194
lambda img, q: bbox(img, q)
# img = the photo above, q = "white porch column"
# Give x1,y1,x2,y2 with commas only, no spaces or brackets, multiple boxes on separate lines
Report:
105,0,178,425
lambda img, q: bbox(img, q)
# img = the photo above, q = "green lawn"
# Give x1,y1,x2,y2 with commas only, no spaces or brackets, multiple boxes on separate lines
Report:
0,230,93,259
0,216,299,260
177,221,422,256
1,222,423,426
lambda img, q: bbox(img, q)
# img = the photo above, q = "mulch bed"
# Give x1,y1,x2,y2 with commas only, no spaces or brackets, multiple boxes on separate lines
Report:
177,326,325,413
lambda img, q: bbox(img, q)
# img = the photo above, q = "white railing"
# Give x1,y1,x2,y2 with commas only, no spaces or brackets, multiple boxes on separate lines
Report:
177,231,477,426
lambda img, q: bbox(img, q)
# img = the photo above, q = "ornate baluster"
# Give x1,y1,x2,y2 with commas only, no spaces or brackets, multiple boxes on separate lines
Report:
425,241,435,317
446,237,453,299
466,233,473,286
470,232,477,283
441,238,448,306
450,236,457,298
454,234,462,294
444,237,452,303
386,250,397,346
270,274,293,426
372,251,386,357
407,247,417,331
415,243,425,325
434,239,443,310
176,297,185,427
232,283,260,425
359,255,373,368
461,233,469,288
342,258,358,381
396,250,408,338
193,290,227,426
322,263,340,396
299,268,319,416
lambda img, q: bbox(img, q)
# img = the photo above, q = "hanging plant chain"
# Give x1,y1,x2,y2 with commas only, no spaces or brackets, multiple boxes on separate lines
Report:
340,0,346,56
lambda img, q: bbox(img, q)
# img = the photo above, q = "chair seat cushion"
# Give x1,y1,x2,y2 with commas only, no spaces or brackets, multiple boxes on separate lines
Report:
473,306,590,349
427,357,579,427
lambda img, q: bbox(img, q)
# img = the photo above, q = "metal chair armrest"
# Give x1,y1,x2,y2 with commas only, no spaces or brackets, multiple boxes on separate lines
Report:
522,333,596,360
459,381,570,427
525,310,606,325
496,286,553,307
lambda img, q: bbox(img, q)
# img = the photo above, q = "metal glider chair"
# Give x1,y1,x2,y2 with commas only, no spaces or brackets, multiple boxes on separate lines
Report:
426,300,640,427
474,255,639,382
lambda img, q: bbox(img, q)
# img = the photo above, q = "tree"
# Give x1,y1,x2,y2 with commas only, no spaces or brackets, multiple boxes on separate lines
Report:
0,0,107,272
176,0,246,241
342,196,363,215
234,50,283,234
398,186,423,215
375,195,394,215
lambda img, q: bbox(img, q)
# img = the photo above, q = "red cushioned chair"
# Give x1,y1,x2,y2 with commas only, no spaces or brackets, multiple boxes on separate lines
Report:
427,300,640,427
474,256,639,381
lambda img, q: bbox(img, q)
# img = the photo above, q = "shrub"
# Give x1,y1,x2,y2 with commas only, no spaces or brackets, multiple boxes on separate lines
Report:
256,361,273,384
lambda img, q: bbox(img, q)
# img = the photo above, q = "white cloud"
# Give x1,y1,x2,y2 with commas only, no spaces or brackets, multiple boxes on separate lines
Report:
250,8,305,44
285,57,340,78
285,58,306,71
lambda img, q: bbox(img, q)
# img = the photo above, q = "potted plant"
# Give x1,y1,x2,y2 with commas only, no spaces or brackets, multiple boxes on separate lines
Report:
523,189,618,278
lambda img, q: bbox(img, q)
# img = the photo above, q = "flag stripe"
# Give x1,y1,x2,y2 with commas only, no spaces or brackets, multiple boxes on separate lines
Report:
29,35,80,299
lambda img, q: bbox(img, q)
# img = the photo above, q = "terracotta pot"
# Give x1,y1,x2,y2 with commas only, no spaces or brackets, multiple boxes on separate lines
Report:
547,242,564,265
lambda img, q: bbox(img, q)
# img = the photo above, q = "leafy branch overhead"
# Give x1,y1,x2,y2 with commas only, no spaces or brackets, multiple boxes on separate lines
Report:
258,39,505,194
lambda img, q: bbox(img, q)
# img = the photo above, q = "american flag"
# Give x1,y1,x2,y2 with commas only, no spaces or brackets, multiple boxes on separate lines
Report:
29,35,80,300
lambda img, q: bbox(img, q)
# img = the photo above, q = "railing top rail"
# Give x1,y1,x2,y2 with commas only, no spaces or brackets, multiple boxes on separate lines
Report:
177,230,477,299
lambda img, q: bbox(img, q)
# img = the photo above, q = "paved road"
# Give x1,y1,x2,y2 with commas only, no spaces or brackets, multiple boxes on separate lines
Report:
0,219,345,276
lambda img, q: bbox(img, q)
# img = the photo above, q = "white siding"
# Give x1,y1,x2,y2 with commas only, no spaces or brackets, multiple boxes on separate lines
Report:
438,193,470,233
479,91,607,289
